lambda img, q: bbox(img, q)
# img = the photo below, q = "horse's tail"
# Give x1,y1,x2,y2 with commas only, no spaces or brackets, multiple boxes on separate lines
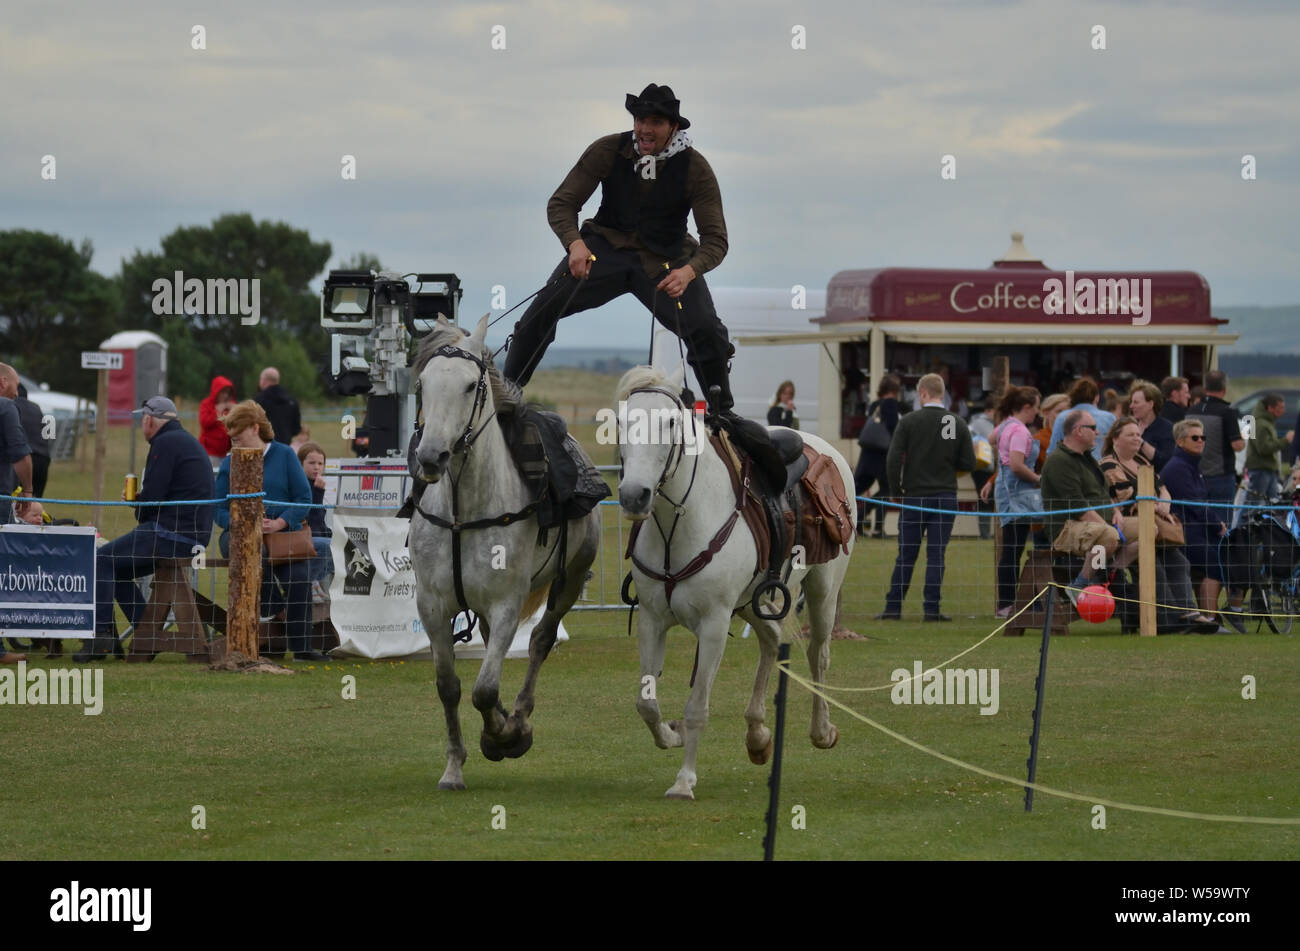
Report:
520,583,551,623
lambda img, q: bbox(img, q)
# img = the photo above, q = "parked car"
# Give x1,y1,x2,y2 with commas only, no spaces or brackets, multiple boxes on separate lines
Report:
16,373,94,422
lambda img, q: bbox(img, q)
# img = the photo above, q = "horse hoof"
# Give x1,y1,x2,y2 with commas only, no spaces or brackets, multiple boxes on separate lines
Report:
747,737,774,765
502,730,534,759
438,780,467,791
480,736,507,762
665,787,695,801
812,724,839,750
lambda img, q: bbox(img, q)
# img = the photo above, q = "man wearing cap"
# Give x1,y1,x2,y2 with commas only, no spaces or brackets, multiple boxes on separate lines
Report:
0,363,33,526
75,397,215,662
504,84,743,424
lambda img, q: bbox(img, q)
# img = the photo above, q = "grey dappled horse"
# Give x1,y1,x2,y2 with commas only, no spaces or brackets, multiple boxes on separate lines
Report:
409,316,601,790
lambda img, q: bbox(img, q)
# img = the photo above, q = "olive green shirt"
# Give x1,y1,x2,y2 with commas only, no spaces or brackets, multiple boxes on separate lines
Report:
885,405,976,498
1244,400,1288,477
1040,443,1112,539
546,133,729,279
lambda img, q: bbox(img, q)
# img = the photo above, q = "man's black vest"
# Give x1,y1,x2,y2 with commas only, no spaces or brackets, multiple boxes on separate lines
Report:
591,130,692,261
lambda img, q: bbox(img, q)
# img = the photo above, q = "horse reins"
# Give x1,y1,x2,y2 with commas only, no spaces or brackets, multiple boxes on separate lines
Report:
415,344,545,620
624,386,748,605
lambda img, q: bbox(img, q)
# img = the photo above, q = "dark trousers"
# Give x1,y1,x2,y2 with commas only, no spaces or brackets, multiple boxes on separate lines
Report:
884,493,957,615
219,530,314,654
503,230,731,391
970,471,993,539
854,450,890,531
32,454,50,498
996,520,1031,609
95,524,196,635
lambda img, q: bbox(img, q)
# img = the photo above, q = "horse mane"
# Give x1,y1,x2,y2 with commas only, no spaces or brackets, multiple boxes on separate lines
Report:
615,365,669,403
414,319,517,413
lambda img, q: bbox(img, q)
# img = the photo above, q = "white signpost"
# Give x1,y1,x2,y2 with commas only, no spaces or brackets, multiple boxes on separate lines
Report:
83,351,121,525
80,351,123,371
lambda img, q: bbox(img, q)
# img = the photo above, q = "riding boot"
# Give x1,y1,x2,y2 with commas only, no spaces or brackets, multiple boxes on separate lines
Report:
697,358,788,493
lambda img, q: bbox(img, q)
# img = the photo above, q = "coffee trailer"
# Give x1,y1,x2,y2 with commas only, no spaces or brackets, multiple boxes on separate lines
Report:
735,234,1238,534
738,233,1238,456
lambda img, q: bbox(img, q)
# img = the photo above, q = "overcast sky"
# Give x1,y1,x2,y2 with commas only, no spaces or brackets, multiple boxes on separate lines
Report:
3,0,1296,351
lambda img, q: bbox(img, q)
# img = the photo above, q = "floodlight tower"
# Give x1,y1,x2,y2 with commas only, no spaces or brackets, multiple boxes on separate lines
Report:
320,270,462,457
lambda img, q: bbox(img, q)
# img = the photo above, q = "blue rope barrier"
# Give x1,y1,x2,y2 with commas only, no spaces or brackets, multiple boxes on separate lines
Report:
12,493,1297,520
851,494,1296,519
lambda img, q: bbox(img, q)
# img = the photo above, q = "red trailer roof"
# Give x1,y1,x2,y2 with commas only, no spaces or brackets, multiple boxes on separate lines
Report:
817,266,1224,327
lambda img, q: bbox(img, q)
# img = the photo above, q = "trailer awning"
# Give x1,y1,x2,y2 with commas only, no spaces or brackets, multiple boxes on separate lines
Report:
737,323,1237,347
735,329,871,346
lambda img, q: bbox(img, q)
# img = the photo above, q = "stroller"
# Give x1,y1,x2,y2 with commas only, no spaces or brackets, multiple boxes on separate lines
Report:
1218,481,1300,633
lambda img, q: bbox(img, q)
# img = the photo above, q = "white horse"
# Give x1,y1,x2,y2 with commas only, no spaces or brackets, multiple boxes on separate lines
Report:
409,316,602,790
616,365,855,800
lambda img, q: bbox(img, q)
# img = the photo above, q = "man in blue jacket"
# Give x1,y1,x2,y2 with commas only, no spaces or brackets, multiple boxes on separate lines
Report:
75,397,215,662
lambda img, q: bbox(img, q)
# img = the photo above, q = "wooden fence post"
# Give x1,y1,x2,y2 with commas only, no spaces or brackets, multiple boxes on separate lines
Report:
91,369,108,528
228,447,264,658
1137,466,1156,637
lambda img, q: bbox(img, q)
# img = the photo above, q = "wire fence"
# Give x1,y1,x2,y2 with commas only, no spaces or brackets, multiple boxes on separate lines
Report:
6,478,1298,661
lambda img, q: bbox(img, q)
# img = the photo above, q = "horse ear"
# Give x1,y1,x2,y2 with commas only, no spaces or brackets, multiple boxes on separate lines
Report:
667,364,685,389
468,313,489,347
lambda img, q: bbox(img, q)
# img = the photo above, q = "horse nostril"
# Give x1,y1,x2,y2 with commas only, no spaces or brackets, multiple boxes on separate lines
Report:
436,451,449,466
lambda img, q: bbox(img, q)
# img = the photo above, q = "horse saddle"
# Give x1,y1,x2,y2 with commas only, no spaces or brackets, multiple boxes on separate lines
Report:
399,410,609,535
501,406,609,531
711,427,852,599
711,413,805,495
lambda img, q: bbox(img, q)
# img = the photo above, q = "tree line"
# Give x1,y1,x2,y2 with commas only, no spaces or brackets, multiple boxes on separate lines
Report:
0,214,381,404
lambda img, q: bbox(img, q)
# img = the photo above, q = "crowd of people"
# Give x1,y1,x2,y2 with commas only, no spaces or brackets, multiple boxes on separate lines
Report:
0,366,332,666
4,355,1296,665
855,367,1299,633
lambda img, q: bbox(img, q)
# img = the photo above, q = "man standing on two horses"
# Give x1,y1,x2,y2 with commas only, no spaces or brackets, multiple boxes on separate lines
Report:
504,83,747,428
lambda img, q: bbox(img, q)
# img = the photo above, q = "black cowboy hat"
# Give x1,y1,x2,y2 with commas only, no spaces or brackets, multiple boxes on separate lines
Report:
624,83,690,130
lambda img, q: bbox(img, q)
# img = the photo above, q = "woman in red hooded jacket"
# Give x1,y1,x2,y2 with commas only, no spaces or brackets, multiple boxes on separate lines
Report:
199,376,236,464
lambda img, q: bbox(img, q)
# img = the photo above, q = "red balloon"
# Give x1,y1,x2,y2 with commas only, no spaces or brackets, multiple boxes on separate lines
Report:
1076,584,1116,623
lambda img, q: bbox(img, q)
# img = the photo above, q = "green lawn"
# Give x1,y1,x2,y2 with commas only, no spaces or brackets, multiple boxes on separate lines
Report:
4,537,1297,860
8,385,1298,860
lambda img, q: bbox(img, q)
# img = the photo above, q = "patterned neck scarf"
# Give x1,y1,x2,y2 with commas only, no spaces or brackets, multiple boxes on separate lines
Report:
634,128,693,173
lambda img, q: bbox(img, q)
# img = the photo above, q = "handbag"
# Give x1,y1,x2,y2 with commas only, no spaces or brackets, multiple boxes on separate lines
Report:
1119,512,1186,546
1156,512,1186,545
263,526,316,564
858,409,892,452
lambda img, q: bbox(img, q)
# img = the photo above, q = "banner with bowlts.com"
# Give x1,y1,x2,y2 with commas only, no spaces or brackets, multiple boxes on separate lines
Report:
0,525,98,637
327,514,567,660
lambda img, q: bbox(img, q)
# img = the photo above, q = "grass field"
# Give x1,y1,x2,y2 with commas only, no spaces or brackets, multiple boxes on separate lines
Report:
6,374,1298,860
5,529,1298,860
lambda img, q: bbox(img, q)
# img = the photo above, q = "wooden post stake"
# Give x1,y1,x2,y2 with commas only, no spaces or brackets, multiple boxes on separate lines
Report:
228,447,264,658
990,356,1010,402
1137,466,1157,637
91,369,108,527
77,397,89,473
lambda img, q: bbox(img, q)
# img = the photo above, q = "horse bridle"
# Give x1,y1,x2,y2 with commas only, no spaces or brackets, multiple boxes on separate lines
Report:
424,344,496,456
621,385,697,503
415,343,544,626
622,384,754,610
